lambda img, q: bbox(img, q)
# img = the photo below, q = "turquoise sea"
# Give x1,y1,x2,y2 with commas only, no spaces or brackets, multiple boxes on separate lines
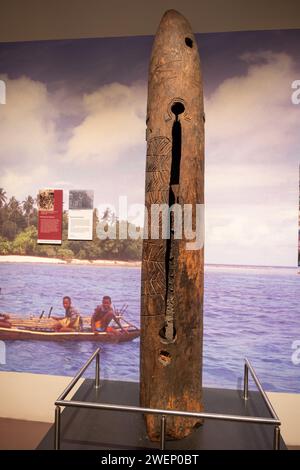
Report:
0,262,299,392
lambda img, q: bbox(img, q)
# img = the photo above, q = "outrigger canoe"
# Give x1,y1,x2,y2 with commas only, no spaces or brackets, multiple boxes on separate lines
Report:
0,327,140,342
0,314,140,343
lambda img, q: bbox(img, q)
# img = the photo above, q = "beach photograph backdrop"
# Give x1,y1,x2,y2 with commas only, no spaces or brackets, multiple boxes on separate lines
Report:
0,29,299,393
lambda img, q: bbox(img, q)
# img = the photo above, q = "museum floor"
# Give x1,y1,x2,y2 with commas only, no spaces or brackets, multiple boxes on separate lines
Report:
0,419,51,449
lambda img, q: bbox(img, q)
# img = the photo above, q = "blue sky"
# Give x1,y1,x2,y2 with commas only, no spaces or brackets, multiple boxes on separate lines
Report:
0,29,299,266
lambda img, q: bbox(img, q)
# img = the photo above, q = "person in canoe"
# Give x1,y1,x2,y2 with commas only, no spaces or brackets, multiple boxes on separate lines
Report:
91,295,127,334
0,313,12,328
53,296,82,332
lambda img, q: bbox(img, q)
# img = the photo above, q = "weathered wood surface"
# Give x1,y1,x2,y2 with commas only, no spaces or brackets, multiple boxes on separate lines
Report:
140,9,205,440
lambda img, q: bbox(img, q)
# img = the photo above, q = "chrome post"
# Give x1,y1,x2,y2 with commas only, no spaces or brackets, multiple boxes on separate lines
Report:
95,351,100,389
274,426,281,450
243,362,249,400
245,358,280,421
57,348,100,402
160,415,166,450
54,405,61,450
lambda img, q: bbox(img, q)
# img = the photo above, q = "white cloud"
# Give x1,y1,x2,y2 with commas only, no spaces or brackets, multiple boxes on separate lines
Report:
206,52,299,161
0,75,58,169
205,203,298,266
0,51,299,266
0,166,50,201
64,82,146,165
0,79,146,208
204,51,300,266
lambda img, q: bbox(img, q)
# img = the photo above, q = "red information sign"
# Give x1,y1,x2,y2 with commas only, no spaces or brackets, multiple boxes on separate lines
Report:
37,189,63,244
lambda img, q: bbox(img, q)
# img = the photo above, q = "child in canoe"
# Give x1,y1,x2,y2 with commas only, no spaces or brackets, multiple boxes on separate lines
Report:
53,296,82,332
91,295,127,334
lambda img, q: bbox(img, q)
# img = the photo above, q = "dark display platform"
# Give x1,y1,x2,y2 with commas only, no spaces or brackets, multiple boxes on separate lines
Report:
37,379,286,450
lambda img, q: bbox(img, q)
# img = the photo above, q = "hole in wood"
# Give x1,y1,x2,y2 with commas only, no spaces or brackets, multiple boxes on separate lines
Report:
171,101,185,118
163,100,184,349
170,102,183,186
159,326,177,344
159,350,172,366
185,37,193,48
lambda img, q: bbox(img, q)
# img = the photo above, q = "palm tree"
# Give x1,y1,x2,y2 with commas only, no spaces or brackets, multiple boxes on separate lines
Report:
22,195,35,227
8,196,21,222
0,188,7,208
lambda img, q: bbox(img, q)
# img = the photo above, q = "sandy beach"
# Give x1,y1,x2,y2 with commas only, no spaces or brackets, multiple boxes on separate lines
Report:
0,255,141,268
0,256,295,273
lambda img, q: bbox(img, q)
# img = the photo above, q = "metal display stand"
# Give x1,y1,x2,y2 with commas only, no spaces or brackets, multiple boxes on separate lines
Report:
53,349,281,450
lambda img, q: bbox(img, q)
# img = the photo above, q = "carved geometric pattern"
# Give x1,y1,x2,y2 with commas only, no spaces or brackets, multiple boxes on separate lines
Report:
145,170,169,192
146,190,169,205
143,240,165,262
146,154,170,172
142,136,172,305
147,136,171,157
142,260,166,295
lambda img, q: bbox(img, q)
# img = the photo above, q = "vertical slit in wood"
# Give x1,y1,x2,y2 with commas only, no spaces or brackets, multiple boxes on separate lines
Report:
163,103,184,343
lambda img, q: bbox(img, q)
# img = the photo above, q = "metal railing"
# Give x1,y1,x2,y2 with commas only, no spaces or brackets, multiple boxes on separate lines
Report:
54,349,281,450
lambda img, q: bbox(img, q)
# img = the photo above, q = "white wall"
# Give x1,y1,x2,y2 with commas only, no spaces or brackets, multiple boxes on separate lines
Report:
267,392,300,447
0,0,300,43
0,371,83,423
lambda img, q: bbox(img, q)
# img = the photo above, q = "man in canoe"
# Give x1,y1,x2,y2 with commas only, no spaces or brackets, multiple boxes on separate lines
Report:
53,296,82,332
91,296,127,334
0,313,12,328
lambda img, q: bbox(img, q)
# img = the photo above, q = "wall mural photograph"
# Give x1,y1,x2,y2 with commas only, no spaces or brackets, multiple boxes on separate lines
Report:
0,28,299,394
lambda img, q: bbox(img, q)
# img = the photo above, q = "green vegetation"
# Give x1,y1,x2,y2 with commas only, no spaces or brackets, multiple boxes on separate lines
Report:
0,189,142,261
